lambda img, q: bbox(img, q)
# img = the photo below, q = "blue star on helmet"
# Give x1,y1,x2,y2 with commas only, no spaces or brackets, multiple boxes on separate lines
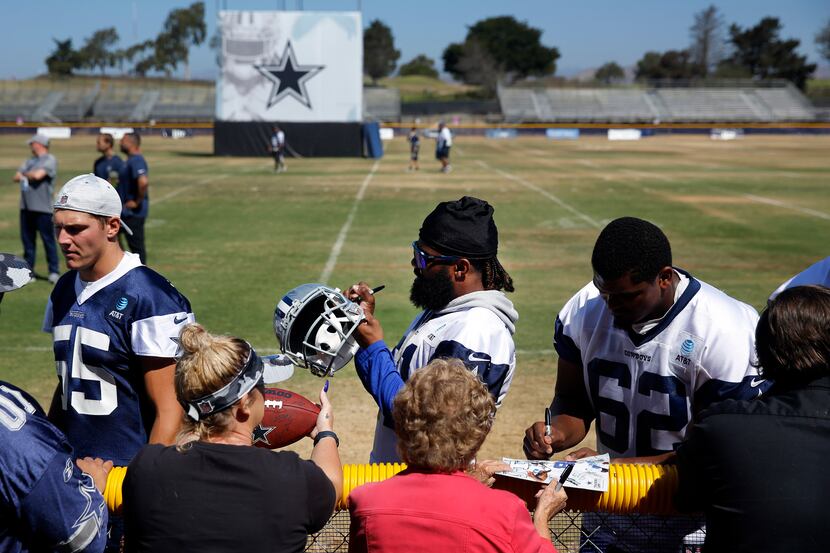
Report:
252,424,276,445
255,41,324,110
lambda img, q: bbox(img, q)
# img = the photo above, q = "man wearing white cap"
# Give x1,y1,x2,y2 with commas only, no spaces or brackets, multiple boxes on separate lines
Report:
12,133,60,284
44,174,195,469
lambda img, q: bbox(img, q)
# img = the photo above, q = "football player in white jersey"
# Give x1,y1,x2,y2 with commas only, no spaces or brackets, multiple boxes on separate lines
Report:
348,196,518,463
769,256,830,301
523,217,769,552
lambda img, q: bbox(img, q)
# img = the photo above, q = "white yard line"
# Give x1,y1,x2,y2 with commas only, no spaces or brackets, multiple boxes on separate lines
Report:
478,160,601,228
153,174,227,205
741,193,830,221
621,168,830,222
318,160,381,284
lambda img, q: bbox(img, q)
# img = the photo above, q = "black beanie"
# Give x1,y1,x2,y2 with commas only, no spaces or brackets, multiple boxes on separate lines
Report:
418,196,498,257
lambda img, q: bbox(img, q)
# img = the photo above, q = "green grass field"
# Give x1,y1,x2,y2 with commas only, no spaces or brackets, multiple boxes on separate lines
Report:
1,132,828,463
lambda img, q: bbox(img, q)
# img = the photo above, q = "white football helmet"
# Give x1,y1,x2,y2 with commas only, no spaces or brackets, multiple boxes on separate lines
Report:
273,284,365,377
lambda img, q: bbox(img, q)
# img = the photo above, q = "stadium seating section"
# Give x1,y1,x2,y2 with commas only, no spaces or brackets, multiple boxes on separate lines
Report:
0,79,816,123
498,83,816,123
0,79,216,123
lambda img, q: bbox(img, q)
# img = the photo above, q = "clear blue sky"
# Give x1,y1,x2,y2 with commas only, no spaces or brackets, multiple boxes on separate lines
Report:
1,0,827,80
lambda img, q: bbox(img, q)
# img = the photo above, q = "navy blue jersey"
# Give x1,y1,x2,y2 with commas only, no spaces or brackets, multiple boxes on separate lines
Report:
117,154,149,219
0,381,107,553
93,155,124,185
43,253,194,465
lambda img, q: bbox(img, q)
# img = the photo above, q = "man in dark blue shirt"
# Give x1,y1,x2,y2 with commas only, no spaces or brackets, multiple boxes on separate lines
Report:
117,133,149,264
93,133,124,186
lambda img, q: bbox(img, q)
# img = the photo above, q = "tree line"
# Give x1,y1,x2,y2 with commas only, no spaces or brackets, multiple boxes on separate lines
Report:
364,8,830,92
45,2,206,78
44,4,828,93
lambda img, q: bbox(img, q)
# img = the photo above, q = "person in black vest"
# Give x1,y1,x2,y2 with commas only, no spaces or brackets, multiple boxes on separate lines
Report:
676,285,830,553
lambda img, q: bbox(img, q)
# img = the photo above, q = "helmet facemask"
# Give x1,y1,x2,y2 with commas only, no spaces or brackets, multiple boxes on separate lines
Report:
275,285,365,377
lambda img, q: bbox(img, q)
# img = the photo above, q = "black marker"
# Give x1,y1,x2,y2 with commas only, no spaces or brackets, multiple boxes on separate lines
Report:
350,285,385,303
555,463,574,492
544,407,552,437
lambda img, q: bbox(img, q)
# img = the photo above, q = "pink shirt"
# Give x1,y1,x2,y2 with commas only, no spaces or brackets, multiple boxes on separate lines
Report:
348,469,557,553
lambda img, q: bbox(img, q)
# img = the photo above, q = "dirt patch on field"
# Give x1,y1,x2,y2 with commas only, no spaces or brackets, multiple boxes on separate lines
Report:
644,192,748,225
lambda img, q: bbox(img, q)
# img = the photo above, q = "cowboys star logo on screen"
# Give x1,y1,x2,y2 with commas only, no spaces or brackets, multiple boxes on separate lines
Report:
254,41,324,110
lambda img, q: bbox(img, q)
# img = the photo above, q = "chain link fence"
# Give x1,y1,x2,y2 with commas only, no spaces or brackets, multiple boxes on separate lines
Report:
305,510,706,553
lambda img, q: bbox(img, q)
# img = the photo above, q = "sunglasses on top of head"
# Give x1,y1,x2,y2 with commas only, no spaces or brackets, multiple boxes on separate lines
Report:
411,241,461,270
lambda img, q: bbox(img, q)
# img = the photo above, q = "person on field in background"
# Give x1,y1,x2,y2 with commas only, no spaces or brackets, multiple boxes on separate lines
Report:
93,133,124,187
435,121,452,173
269,125,287,173
117,133,149,264
12,133,60,284
408,127,420,171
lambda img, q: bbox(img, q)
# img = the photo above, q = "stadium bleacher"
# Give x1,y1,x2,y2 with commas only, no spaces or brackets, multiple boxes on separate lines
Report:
498,82,817,123
0,78,818,125
363,87,401,122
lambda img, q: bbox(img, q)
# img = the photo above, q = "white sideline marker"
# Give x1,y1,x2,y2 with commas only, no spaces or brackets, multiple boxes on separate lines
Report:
478,160,601,229
319,160,381,284
153,174,228,205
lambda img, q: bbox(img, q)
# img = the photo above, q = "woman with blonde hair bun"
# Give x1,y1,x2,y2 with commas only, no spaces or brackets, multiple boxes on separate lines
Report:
348,358,567,552
121,323,342,553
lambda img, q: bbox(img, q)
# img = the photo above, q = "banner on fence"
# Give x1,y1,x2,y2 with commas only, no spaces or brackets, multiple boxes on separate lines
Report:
546,128,580,140
217,10,362,123
608,129,643,141
37,127,71,140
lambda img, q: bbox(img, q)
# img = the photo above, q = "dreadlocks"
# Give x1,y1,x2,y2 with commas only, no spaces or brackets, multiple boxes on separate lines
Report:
472,257,514,293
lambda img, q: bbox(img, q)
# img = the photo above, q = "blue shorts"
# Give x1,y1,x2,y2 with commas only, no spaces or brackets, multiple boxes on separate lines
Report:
436,146,450,160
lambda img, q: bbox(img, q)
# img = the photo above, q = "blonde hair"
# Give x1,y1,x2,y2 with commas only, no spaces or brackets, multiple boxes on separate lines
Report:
175,323,250,449
393,358,496,472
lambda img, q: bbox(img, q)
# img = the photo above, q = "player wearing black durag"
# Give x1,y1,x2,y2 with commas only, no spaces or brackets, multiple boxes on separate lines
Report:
348,196,518,463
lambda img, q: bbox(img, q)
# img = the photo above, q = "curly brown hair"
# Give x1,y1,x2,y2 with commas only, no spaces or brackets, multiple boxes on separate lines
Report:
393,358,496,472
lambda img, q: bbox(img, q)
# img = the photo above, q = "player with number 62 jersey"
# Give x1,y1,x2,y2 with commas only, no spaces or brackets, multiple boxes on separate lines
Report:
554,271,766,458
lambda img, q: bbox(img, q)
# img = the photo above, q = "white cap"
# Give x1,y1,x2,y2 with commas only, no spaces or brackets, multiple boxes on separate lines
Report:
28,133,50,147
261,354,295,383
53,174,133,235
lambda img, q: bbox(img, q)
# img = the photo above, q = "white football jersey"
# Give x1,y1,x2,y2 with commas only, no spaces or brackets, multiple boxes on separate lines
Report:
554,269,764,458
769,256,830,301
370,293,516,463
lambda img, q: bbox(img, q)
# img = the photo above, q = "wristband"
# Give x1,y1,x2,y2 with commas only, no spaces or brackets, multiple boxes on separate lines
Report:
314,430,339,447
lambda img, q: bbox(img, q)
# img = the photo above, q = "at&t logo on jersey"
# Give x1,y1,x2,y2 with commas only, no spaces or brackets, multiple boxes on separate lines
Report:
675,339,697,366
109,297,130,320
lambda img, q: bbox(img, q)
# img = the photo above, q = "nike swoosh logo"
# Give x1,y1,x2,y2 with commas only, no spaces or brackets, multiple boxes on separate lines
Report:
750,378,765,388
174,314,188,324
467,353,491,364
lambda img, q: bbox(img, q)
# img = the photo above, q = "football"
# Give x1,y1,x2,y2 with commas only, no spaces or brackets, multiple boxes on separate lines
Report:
252,388,320,449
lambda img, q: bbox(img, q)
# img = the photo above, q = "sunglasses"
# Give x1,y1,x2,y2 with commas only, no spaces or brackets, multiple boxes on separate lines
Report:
412,241,460,270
